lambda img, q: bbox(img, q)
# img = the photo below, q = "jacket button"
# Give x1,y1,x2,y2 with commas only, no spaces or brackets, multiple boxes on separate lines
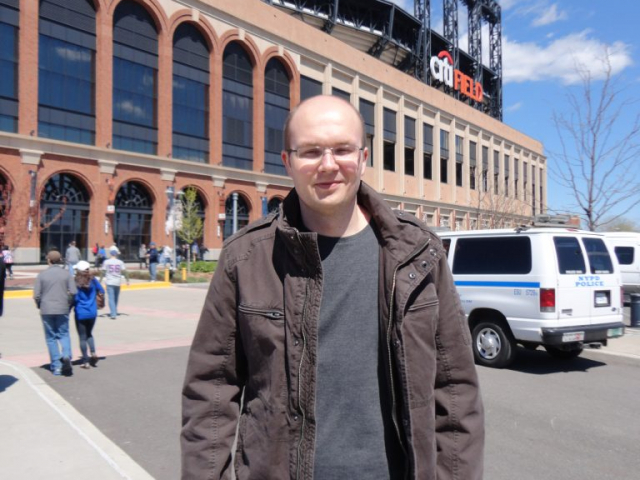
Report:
395,339,400,347
430,248,437,256
293,415,299,421
421,261,428,268
408,272,416,279
294,339,300,346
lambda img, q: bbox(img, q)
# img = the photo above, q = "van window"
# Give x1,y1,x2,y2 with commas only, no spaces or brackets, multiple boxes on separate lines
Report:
554,237,586,274
614,246,634,265
452,237,531,274
582,238,614,273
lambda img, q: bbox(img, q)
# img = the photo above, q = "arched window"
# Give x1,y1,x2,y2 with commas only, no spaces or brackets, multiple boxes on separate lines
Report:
113,1,158,154
40,173,90,262
264,58,290,176
0,0,19,132
114,181,153,261
267,197,282,215
173,23,210,163
38,0,96,144
223,192,250,239
222,42,253,170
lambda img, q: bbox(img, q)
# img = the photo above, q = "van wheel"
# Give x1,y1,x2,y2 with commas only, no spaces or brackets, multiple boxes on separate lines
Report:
472,322,516,368
544,346,583,360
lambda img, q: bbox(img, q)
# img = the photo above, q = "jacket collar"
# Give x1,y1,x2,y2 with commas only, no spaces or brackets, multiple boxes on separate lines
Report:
277,181,433,264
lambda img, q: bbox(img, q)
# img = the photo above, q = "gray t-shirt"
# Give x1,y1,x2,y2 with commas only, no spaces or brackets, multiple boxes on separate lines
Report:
313,224,393,480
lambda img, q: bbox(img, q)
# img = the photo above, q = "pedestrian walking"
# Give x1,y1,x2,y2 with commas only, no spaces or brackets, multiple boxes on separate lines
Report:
99,246,129,319
72,260,104,369
2,245,14,279
181,96,484,479
162,244,173,269
138,243,148,269
33,250,77,376
65,240,81,273
0,253,5,318
96,245,106,269
147,242,159,282
190,242,199,263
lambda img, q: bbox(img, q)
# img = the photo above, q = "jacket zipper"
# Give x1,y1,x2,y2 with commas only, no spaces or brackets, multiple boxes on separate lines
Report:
386,238,432,477
292,229,311,480
237,305,284,320
296,277,310,480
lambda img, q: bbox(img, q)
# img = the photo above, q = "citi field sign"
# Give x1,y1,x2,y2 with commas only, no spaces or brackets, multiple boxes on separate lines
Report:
429,51,483,102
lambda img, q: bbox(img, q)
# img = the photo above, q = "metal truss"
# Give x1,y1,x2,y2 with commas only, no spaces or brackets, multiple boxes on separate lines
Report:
263,0,502,120
413,0,431,82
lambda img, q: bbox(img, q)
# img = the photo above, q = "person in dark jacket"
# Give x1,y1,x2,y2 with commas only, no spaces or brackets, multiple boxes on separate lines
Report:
0,253,5,318
34,250,77,376
181,95,484,480
72,260,104,369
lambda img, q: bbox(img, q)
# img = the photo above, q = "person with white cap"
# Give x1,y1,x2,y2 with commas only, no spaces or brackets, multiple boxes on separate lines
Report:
72,260,105,368
33,250,77,376
99,246,129,319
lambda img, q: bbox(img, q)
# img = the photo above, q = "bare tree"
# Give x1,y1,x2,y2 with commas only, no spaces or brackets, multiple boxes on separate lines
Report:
552,56,640,231
595,216,640,233
469,167,530,229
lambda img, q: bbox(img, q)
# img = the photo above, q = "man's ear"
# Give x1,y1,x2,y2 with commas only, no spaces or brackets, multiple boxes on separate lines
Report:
360,147,369,175
281,151,292,175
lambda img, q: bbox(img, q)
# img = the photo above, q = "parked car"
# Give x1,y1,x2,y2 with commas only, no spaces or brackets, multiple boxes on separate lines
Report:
601,231,640,304
438,224,625,368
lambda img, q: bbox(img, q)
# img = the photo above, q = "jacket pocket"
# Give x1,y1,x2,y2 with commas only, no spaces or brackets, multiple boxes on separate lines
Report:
238,304,284,322
407,298,439,312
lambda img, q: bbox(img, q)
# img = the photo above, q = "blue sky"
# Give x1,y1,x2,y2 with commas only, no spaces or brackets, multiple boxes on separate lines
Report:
389,0,640,225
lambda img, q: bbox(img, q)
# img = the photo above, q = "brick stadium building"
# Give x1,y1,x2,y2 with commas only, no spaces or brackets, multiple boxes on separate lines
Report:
0,0,545,263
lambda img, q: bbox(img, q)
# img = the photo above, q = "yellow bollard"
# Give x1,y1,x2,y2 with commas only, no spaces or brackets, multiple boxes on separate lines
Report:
164,268,169,282
182,268,187,281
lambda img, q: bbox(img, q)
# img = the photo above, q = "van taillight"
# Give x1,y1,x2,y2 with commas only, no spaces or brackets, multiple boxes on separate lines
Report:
540,288,556,312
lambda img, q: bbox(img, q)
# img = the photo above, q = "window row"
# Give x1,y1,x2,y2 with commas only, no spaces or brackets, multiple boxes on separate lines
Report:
0,0,291,174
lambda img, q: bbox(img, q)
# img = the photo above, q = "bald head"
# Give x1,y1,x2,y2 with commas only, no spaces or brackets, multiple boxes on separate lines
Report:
283,95,366,151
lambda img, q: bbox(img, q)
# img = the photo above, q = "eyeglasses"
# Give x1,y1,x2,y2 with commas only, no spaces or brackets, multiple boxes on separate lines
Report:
288,144,363,163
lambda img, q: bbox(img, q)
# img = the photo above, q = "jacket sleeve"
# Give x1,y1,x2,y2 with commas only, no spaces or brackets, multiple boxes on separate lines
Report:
181,250,246,480
434,254,485,480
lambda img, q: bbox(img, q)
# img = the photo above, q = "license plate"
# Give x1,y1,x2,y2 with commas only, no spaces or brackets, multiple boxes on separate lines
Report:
562,332,585,342
607,327,624,338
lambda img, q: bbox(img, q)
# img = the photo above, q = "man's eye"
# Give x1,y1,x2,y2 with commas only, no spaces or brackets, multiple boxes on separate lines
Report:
333,147,354,157
300,148,321,158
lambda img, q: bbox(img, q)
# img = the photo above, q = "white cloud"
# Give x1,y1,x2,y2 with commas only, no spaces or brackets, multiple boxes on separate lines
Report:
531,3,567,27
504,30,633,84
505,101,523,113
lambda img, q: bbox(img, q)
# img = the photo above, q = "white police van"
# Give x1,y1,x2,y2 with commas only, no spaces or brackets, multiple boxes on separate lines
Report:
439,222,625,368
602,231,640,304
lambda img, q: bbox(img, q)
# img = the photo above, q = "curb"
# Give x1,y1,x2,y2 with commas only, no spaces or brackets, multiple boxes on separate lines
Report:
4,282,173,300
0,359,155,480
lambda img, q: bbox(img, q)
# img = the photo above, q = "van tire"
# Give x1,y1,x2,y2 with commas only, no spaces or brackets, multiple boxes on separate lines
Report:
544,345,583,360
471,321,516,368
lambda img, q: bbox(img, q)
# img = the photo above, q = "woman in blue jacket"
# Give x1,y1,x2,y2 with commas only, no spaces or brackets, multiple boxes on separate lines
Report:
73,261,105,369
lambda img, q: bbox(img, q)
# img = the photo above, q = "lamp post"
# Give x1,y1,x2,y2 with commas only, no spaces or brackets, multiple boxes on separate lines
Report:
165,186,177,270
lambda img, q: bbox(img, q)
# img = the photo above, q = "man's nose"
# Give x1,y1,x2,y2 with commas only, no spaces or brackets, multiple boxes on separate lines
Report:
318,149,339,170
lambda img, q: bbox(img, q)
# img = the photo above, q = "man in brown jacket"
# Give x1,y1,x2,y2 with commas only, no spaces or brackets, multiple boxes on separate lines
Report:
181,95,484,479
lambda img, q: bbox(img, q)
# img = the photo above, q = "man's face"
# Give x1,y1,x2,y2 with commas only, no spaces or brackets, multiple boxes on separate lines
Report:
282,97,368,221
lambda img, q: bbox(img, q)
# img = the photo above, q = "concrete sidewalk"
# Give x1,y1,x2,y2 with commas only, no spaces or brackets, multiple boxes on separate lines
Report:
0,359,155,480
0,283,206,479
0,279,639,479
